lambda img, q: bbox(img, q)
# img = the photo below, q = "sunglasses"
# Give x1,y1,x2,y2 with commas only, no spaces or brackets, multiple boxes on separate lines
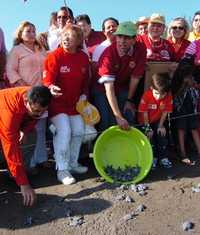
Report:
171,26,184,30
57,15,69,19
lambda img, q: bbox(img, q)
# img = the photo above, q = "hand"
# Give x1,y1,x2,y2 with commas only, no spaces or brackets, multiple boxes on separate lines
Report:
146,130,154,139
115,116,130,130
49,85,62,97
157,126,166,136
20,184,36,207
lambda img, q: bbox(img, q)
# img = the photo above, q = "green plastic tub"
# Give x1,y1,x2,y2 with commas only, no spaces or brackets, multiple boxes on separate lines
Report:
93,126,153,184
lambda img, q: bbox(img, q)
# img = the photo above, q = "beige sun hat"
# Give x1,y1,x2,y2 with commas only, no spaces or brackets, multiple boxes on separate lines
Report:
149,13,165,25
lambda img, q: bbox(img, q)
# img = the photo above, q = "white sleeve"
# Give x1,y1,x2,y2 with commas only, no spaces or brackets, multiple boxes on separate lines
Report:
98,75,116,83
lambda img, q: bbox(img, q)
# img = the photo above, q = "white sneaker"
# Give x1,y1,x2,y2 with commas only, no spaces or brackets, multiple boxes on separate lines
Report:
70,164,88,174
57,170,76,185
160,158,172,169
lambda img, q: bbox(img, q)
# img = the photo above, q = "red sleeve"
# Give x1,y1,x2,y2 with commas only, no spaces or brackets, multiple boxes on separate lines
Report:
81,56,91,97
98,47,115,77
132,42,146,78
43,52,59,87
0,112,29,185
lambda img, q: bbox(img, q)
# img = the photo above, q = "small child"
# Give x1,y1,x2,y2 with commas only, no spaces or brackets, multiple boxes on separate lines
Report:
171,57,200,164
138,72,173,169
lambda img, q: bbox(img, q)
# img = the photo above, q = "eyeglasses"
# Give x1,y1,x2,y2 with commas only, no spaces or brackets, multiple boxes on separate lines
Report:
171,26,184,30
57,15,68,20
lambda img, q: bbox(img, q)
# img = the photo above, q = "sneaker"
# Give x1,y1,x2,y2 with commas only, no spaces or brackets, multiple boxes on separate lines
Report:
70,164,88,174
160,158,172,169
57,170,76,185
152,158,158,170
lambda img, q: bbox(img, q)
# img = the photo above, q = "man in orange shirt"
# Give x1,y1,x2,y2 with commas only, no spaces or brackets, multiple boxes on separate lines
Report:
0,86,52,206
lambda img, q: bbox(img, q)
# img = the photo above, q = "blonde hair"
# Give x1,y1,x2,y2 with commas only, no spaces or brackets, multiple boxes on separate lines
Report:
167,17,189,39
61,24,84,49
13,21,41,49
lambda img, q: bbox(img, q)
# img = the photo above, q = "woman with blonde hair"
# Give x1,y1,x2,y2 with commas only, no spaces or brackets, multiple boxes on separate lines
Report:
167,17,190,62
6,21,49,171
43,24,90,185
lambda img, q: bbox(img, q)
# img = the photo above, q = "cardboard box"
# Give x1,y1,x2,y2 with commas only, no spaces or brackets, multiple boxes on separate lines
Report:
144,62,177,90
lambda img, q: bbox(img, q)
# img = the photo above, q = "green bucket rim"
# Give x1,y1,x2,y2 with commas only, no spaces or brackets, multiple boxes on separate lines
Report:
93,126,153,184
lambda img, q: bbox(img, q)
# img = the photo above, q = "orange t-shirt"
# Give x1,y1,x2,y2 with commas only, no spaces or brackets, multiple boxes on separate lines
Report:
138,88,173,124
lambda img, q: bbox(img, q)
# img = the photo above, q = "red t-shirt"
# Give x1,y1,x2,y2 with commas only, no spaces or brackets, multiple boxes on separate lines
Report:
85,30,106,59
43,47,90,117
138,88,173,124
97,41,146,93
167,38,190,62
0,86,37,185
140,34,175,61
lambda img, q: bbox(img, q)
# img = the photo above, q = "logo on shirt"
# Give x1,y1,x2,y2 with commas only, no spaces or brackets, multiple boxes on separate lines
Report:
160,50,170,60
43,70,47,78
60,66,70,73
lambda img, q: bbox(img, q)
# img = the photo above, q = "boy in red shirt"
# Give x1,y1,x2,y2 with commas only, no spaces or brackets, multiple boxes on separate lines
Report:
138,73,173,169
0,86,52,206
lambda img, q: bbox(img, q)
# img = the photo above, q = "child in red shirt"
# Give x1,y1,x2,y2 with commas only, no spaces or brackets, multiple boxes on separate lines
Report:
138,73,173,169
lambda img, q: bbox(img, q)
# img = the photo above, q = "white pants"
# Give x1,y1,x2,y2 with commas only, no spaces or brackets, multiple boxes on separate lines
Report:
30,118,48,167
51,113,84,171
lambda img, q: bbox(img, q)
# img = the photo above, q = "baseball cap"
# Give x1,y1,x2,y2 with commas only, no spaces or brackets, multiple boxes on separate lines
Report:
136,16,149,26
114,21,137,37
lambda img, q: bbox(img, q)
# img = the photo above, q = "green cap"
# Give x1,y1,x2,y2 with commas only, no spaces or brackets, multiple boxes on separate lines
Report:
114,21,137,37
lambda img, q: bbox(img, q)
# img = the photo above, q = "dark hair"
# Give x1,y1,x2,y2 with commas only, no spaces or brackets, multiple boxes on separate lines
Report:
151,72,171,94
59,6,74,20
193,11,200,21
27,86,52,107
101,17,119,31
171,57,194,96
75,14,91,25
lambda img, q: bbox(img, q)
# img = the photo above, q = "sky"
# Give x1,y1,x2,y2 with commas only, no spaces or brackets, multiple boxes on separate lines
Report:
1,0,200,50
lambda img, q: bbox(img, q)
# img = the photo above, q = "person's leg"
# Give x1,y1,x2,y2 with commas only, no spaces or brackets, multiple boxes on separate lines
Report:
30,118,48,168
51,113,75,185
92,90,114,131
191,129,200,155
69,115,87,174
178,129,186,157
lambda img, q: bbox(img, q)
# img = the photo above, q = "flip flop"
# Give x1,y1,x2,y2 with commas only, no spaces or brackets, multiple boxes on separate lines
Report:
181,158,195,166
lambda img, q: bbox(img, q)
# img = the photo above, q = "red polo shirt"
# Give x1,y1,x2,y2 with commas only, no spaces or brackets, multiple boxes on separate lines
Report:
138,88,173,124
97,41,146,93
43,47,90,117
140,34,175,61
167,38,190,62
0,86,37,185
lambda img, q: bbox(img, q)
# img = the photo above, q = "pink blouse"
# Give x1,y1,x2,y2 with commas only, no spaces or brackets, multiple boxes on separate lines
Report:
7,43,46,86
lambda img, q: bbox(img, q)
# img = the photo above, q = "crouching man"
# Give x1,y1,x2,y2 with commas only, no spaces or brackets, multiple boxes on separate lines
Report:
0,86,52,206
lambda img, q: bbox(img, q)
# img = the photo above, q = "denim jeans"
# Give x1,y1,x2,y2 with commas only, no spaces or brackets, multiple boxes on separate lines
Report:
92,89,135,131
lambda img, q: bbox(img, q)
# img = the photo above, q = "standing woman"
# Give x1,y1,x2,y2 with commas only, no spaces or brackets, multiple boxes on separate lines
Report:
43,24,90,185
188,11,200,42
167,17,190,62
6,21,48,170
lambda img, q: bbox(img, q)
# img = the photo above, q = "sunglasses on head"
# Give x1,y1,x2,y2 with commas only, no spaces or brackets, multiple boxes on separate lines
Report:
171,26,184,30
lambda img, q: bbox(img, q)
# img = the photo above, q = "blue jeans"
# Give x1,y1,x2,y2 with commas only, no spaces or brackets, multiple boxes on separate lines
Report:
92,89,135,131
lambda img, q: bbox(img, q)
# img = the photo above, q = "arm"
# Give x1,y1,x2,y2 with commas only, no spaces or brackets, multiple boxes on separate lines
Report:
104,82,129,130
7,48,28,86
43,52,62,97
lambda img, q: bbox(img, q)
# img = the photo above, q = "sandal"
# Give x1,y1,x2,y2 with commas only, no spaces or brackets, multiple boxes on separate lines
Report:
181,157,195,166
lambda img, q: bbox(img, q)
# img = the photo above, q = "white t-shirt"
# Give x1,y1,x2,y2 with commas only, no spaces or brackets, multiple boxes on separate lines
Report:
48,28,62,51
92,39,111,62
